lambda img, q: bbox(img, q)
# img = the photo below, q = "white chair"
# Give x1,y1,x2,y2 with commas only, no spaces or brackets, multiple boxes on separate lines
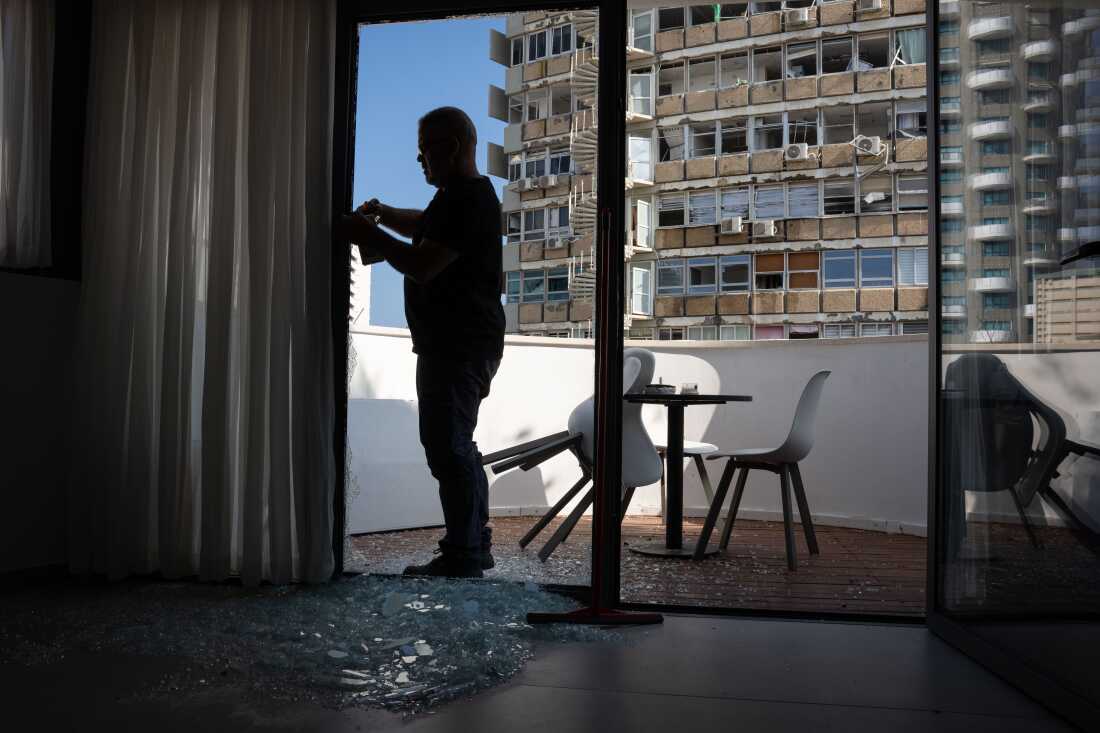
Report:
487,348,664,562
694,371,831,569
654,440,718,520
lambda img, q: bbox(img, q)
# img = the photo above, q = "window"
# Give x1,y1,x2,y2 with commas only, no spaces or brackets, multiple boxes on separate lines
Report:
1028,113,1048,129
939,19,960,34
979,89,1010,105
658,193,686,227
522,270,545,302
821,37,853,74
752,46,782,82
895,99,927,138
523,209,545,240
857,101,890,140
897,175,928,210
550,86,572,116
687,325,718,341
788,252,820,289
823,323,857,338
719,3,749,19
789,324,820,340
753,114,784,150
976,38,1010,55
755,253,784,290
511,37,524,66
824,179,856,215
981,320,1011,332
720,324,751,340
856,32,889,69
942,220,963,233
788,183,820,218
632,264,654,315
657,326,686,341
754,325,785,340
942,269,964,283
629,68,653,116
981,140,1010,155
526,88,548,121
786,42,817,78
897,247,928,286
508,95,523,124
629,134,653,182
940,71,960,85
633,199,652,248
720,255,751,292
859,176,893,213
860,322,893,337
753,185,785,220
689,191,717,225
547,205,570,236
505,271,522,303
551,24,572,55
981,190,1011,206
527,30,547,62
895,28,926,64
658,126,685,161
657,7,685,31
788,109,818,146
658,62,685,96
719,52,749,87
689,5,716,25
687,257,717,294
721,186,750,220
859,248,895,287
719,118,748,154
940,118,960,134
983,293,1011,309
983,268,1009,278
1026,140,1052,156
940,47,959,64
508,154,523,182
688,57,717,92
982,217,1008,226
940,169,962,183
658,259,685,294
524,151,547,179
823,105,854,144
690,123,716,157
546,266,569,301
631,9,653,51
824,250,856,288
506,211,521,243
549,150,571,175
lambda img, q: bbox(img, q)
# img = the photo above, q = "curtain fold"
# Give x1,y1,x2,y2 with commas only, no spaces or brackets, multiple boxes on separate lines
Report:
69,0,336,585
0,0,54,267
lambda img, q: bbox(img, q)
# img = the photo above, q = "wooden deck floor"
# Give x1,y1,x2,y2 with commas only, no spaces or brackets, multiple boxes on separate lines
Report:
351,515,928,617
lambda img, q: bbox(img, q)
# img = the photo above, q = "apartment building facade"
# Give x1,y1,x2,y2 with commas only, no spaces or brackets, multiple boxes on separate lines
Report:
488,1,931,342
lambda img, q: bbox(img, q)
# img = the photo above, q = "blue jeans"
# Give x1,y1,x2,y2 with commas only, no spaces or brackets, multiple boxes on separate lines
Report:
416,356,500,558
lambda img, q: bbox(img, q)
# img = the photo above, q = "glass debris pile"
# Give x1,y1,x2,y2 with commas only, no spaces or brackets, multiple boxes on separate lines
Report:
0,574,622,712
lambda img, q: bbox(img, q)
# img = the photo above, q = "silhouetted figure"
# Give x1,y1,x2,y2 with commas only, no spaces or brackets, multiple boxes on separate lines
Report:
341,107,505,578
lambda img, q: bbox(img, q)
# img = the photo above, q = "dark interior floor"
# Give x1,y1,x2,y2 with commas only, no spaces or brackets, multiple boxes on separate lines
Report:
0,603,1076,732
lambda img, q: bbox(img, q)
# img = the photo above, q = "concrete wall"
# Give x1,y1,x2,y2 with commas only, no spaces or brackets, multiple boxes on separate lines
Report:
0,273,80,573
347,328,931,536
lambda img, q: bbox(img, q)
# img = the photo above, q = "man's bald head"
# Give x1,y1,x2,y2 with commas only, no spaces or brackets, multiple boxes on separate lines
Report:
419,106,477,153
417,107,480,186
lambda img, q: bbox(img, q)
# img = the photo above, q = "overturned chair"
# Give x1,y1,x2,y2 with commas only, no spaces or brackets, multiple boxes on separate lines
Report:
480,348,664,562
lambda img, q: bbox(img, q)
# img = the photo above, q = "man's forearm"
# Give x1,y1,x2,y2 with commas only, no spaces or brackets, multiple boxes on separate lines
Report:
380,207,423,238
358,231,426,283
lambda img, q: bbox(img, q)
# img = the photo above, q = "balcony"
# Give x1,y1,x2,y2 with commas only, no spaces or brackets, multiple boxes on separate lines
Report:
1024,252,1058,267
1022,201,1056,215
941,99,961,117
968,16,1013,41
1024,147,1056,164
1064,16,1100,35
1024,93,1054,113
942,252,966,267
941,200,964,217
969,222,1013,240
971,328,1014,342
940,151,963,167
969,171,1013,190
1022,40,1058,62
970,276,1015,292
942,304,967,319
969,120,1012,141
966,68,1014,90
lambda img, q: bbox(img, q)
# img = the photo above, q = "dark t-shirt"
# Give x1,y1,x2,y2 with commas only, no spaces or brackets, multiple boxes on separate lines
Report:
404,175,506,361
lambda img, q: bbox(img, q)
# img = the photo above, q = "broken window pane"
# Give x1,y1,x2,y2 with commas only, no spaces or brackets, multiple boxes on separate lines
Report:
821,37,853,74
753,114,784,150
718,3,748,18
658,193,686,226
550,86,571,116
897,175,928,210
822,105,854,144
752,46,782,82
859,175,893,213
690,123,716,157
856,101,890,140
786,42,818,78
508,95,523,124
895,99,927,138
824,179,856,215
687,256,718,294
753,1,781,12
857,32,890,69
658,126,685,161
787,109,818,146
690,5,716,24
658,62,685,96
657,7,684,31
720,118,747,154
719,52,749,87
688,57,717,92
720,255,751,292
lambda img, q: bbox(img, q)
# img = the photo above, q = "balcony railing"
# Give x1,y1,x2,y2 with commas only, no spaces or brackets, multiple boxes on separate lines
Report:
969,171,1013,190
968,16,1014,41
942,304,967,319
969,120,1012,140
967,68,1014,90
970,276,1015,292
971,328,1014,342
969,223,1013,240
1022,40,1057,61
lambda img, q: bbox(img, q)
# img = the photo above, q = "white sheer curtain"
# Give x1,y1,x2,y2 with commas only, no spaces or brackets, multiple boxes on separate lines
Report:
68,0,336,585
0,0,54,267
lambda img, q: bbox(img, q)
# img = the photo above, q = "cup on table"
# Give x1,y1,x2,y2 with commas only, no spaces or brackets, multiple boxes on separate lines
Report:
680,383,699,395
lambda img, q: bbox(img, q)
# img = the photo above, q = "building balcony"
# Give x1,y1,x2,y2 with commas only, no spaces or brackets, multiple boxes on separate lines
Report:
967,16,1014,41
1063,16,1100,35
942,304,967,319
1022,201,1056,215
971,328,1014,342
966,68,1014,90
942,252,966,267
940,151,963,167
969,120,1012,141
941,201,964,217
970,276,1015,292
1024,148,1056,164
1024,93,1055,113
1024,253,1058,267
969,171,1013,190
969,223,1013,240
941,100,961,117
1022,40,1058,62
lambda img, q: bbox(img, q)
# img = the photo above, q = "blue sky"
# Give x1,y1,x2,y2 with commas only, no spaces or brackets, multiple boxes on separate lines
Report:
354,17,507,327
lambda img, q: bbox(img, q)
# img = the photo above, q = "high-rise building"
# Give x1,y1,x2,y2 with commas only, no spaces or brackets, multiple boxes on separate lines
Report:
488,2,931,342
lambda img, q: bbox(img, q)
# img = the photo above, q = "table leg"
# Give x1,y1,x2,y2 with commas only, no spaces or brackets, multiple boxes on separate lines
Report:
666,404,684,550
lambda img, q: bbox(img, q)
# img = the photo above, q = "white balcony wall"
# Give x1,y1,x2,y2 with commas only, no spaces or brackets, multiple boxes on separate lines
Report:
347,328,931,536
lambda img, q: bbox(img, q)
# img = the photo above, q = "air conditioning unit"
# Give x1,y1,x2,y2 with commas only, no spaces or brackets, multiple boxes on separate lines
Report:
720,216,743,235
539,174,559,188
785,7,811,26
784,143,810,161
752,220,777,238
520,177,539,191
857,0,883,11
853,135,885,156
545,236,565,249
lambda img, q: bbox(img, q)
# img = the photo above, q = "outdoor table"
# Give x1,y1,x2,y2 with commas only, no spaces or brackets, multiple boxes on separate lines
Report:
624,392,753,558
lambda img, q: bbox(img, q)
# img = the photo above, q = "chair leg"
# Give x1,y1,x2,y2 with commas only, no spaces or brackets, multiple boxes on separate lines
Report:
779,464,797,571
1008,485,1042,550
693,459,737,559
658,450,667,524
519,474,589,549
621,486,636,521
788,463,819,555
693,455,715,503
537,488,595,562
719,467,749,551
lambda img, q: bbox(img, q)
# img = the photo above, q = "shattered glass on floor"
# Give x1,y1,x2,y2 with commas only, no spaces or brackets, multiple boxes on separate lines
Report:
0,575,622,713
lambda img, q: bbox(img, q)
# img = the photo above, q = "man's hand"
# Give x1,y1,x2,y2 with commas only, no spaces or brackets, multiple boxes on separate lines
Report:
337,214,388,264
355,198,386,223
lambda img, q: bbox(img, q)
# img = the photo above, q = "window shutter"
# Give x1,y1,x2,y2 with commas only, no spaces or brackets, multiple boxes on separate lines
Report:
486,143,508,179
489,29,511,66
488,85,509,122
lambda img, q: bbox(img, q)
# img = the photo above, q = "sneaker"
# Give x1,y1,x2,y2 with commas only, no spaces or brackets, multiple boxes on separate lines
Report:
403,551,483,579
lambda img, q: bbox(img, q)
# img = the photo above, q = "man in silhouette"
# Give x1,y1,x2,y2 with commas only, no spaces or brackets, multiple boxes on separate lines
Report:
340,107,505,579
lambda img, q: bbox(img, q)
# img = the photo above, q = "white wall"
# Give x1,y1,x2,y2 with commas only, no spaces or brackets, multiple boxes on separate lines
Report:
0,272,80,573
347,327,931,535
